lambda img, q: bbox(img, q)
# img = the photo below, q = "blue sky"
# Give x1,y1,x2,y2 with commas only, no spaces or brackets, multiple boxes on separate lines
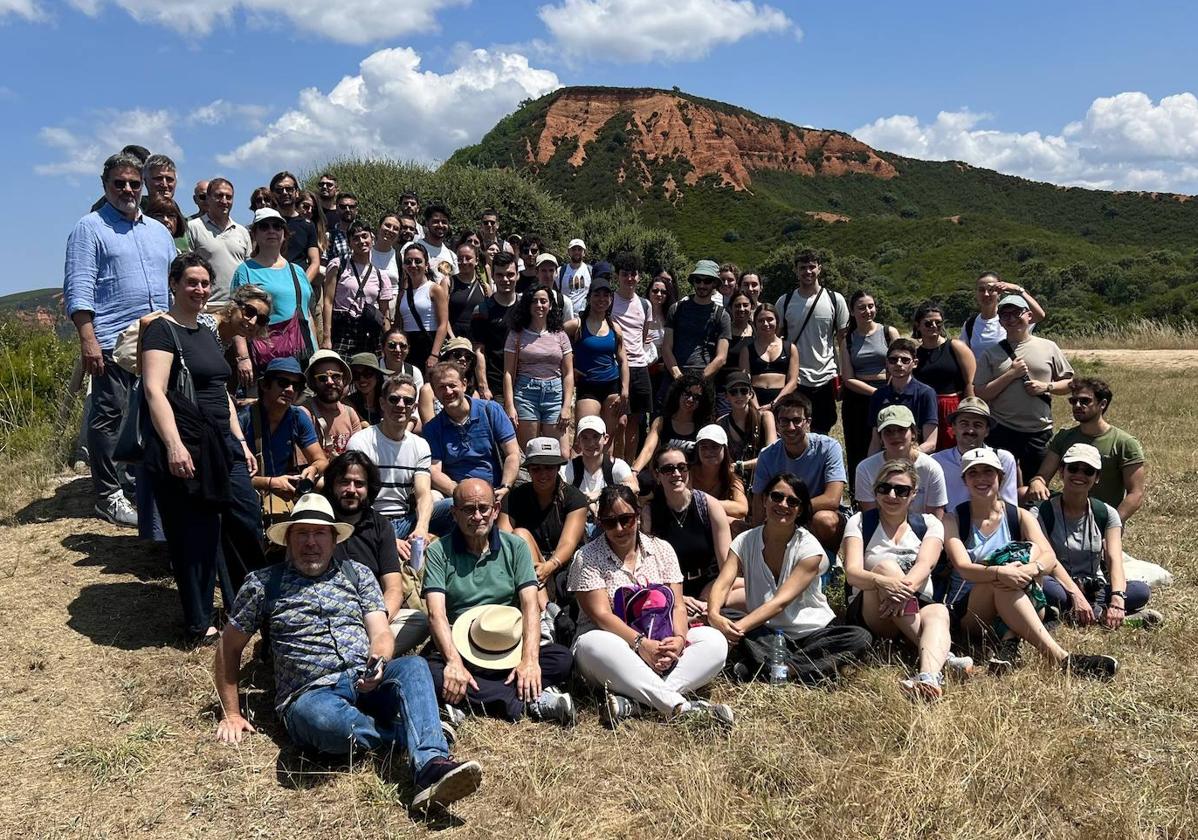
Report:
4,0,1197,296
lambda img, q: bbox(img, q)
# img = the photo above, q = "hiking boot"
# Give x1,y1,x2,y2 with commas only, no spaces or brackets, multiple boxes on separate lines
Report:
1063,654,1119,681
945,655,975,681
677,700,735,730
527,686,576,727
411,758,482,812
95,492,137,528
987,638,1022,675
1125,608,1163,629
599,693,640,730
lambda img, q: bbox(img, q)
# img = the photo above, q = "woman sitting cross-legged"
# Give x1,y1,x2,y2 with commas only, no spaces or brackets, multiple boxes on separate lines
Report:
568,485,732,729
843,460,968,702
1033,443,1159,629
944,447,1119,680
707,473,873,684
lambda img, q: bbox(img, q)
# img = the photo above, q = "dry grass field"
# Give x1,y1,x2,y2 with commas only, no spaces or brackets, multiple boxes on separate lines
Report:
0,354,1195,840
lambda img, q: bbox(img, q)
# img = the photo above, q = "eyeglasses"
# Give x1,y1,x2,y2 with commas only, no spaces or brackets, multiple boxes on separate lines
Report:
875,482,914,499
887,355,914,365
385,341,409,351
778,415,808,428
768,490,801,508
403,258,425,266
255,221,285,231
599,512,638,530
998,308,1027,320
274,184,298,193
456,503,493,517
385,393,416,407
111,178,142,190
727,387,752,397
313,373,344,384
1067,396,1094,406
240,304,264,323
656,462,689,475
1065,463,1098,477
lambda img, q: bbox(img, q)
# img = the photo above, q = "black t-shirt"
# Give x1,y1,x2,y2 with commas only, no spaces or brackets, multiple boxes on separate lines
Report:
448,275,487,337
470,296,514,392
141,317,232,435
285,216,319,269
334,508,402,579
502,481,588,555
319,205,341,233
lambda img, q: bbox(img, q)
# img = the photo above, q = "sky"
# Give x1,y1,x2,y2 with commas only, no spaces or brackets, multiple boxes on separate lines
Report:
4,0,1198,296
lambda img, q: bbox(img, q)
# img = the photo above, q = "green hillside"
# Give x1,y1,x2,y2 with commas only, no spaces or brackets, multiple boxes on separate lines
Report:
450,87,1198,331
0,288,60,314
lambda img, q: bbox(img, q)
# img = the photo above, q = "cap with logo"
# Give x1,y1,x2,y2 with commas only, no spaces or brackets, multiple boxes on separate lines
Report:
960,446,1005,477
524,436,567,466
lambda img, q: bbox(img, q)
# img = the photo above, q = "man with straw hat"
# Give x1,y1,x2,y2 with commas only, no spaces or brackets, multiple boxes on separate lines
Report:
422,478,576,727
213,493,482,813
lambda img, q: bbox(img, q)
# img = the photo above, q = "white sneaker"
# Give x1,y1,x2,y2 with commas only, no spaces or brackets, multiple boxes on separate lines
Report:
95,492,137,528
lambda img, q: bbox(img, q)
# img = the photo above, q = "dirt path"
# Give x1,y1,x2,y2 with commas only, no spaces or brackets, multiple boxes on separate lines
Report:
1065,349,1198,369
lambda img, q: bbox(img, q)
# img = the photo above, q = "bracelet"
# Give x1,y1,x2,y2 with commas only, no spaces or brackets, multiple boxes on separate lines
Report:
233,437,246,444
236,355,250,363
632,633,645,653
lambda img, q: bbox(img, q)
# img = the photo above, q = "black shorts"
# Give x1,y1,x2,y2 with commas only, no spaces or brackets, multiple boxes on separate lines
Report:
628,366,652,414
576,376,621,403
846,591,935,629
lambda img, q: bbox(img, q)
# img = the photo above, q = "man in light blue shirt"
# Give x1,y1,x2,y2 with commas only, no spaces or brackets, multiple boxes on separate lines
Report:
64,151,174,526
750,392,848,552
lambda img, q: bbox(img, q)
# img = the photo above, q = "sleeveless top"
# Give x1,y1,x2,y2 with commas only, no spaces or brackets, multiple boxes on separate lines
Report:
447,274,486,337
748,339,791,376
648,489,718,597
947,506,1013,603
849,326,889,377
574,318,619,382
661,415,698,455
915,341,966,395
397,280,434,332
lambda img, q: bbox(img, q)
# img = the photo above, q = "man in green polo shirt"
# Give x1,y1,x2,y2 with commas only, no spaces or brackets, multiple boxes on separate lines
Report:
1027,377,1146,521
421,478,575,726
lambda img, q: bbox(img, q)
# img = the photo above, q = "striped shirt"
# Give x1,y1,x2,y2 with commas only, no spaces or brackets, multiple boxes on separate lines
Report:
345,425,430,519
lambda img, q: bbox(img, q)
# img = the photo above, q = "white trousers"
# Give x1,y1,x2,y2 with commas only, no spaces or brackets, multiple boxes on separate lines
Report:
572,626,727,713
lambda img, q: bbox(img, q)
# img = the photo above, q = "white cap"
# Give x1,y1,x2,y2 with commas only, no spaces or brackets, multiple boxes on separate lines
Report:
568,238,586,250
250,207,285,227
960,446,1004,477
696,423,728,447
1062,443,1102,471
536,253,559,268
576,416,607,436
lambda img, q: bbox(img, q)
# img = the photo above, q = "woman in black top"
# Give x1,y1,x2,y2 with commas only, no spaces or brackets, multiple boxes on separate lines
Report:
717,370,776,484
739,302,798,412
640,447,737,614
141,253,263,645
912,302,976,451
631,373,713,473
720,290,755,414
446,241,489,338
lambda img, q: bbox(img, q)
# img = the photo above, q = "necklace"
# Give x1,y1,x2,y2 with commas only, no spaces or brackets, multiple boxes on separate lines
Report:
668,492,691,529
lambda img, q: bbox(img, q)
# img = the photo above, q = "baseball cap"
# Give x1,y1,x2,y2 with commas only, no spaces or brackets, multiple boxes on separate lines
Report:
997,294,1030,311
592,260,614,279
536,253,559,268
724,370,751,389
589,277,613,294
263,356,303,379
250,207,286,228
576,416,607,436
524,436,566,466
1062,443,1102,471
960,446,1004,477
876,405,916,431
568,238,586,250
696,424,728,447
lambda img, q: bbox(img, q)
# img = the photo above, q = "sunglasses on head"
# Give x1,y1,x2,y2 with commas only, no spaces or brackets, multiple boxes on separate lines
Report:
656,462,689,475
385,393,416,407
768,490,801,508
875,482,913,498
1065,463,1098,477
599,512,638,530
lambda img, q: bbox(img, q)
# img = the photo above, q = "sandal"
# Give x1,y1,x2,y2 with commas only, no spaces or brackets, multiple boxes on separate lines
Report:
899,672,944,704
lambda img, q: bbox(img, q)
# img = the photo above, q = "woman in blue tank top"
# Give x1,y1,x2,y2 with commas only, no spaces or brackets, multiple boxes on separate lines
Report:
943,448,1119,681
566,279,628,453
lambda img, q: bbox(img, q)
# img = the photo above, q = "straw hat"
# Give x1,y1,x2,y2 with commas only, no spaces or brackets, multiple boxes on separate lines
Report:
451,604,524,669
265,493,354,547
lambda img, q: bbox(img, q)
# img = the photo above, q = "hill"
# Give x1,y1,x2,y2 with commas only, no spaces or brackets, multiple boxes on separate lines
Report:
0,287,64,331
451,86,1198,329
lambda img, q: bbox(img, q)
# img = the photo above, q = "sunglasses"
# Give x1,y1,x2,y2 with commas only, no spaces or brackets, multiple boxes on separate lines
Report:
875,482,914,498
887,355,914,365
385,341,409,351
338,203,358,211
456,503,493,517
727,387,752,397
256,221,285,231
599,512,638,530
352,368,378,379
318,181,336,189
385,393,416,407
1065,463,1098,477
313,373,344,384
650,288,667,295
656,462,689,475
768,490,801,508
681,391,702,401
922,319,943,328
1067,396,1094,406
240,304,264,322
111,178,142,190
442,349,473,361
275,185,298,193
270,377,304,391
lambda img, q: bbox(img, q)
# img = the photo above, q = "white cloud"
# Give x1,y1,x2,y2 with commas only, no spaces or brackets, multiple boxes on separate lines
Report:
217,46,560,170
538,0,797,62
0,0,43,21
64,0,467,44
187,99,269,129
854,92,1198,194
35,109,182,177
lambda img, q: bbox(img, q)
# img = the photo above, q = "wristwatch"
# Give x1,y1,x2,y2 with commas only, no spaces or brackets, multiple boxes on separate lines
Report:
1109,590,1126,600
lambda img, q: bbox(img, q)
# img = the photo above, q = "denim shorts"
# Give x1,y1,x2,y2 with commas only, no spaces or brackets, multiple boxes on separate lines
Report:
514,375,563,423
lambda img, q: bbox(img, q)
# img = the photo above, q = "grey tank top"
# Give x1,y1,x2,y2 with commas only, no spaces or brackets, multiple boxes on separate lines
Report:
849,326,889,377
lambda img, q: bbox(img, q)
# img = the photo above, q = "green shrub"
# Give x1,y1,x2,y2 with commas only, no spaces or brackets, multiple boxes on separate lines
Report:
0,319,77,471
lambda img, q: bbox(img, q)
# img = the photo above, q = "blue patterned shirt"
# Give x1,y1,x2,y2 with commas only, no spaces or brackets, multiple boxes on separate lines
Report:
228,559,386,712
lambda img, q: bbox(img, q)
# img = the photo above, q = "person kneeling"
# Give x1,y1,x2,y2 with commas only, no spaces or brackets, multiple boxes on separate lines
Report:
213,494,481,813
569,485,733,729
707,473,872,684
843,460,967,702
422,478,576,726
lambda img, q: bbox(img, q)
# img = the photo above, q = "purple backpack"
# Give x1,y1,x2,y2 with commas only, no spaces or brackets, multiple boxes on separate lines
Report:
612,582,676,642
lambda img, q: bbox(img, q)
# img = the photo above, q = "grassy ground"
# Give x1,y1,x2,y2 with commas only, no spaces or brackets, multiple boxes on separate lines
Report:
0,357,1194,839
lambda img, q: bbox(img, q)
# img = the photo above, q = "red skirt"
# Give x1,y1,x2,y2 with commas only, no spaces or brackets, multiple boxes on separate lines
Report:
935,394,959,451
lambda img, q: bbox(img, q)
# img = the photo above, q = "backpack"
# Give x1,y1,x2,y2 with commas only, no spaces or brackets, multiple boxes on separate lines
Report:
1035,496,1110,538
860,508,928,545
998,339,1051,405
779,286,846,343
260,557,362,634
611,581,676,642
569,454,615,489
954,501,1021,549
963,313,979,344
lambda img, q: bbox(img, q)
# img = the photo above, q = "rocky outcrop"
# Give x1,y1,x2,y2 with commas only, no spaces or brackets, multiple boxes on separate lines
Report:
531,89,896,192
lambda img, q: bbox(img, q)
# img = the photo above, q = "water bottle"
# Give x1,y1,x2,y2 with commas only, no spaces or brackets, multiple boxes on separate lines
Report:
767,629,789,685
409,536,426,572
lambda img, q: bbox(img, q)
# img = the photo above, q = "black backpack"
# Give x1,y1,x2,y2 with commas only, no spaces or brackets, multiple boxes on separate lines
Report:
569,454,615,489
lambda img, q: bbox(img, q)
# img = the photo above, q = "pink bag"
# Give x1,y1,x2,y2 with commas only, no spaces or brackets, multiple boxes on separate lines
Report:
250,263,313,367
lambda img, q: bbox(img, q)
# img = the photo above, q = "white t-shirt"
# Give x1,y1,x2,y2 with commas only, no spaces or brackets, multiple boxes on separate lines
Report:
775,287,849,386
960,313,1035,357
345,426,431,519
854,452,948,514
731,526,834,639
557,262,591,313
932,445,1018,510
560,456,633,496
416,238,458,277
370,247,400,286
843,511,944,599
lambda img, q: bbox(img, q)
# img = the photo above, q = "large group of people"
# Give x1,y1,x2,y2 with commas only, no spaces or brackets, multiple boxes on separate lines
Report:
63,147,1160,815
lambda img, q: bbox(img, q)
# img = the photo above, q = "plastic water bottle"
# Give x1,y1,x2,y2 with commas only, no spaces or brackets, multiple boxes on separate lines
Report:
408,536,425,572
767,629,789,685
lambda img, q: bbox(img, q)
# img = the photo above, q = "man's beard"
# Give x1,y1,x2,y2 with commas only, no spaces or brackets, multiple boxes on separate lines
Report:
332,494,362,516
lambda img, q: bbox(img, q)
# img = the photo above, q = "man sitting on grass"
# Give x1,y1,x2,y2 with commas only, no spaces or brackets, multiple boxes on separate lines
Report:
212,493,482,813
